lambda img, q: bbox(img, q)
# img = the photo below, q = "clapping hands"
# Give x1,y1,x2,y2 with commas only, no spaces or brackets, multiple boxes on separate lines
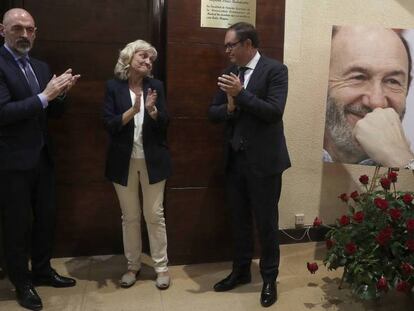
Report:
145,88,158,119
42,68,80,102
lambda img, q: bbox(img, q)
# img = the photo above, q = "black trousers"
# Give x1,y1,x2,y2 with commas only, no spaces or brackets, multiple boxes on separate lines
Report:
226,150,282,283
0,148,55,287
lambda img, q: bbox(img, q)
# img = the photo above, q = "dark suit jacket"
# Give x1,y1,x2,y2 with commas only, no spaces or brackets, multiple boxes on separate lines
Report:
103,77,172,186
0,46,64,171
208,55,291,176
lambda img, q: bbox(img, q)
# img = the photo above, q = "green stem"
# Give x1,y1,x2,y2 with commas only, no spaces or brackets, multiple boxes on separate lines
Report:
393,183,397,198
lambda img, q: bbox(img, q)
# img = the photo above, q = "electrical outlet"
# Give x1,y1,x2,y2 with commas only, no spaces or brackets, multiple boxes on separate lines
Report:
295,213,305,228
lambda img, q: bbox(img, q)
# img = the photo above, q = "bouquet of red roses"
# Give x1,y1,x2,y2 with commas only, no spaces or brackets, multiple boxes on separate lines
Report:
310,171,414,300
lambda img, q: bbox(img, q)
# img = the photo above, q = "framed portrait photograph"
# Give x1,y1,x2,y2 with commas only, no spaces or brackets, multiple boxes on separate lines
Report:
323,25,414,167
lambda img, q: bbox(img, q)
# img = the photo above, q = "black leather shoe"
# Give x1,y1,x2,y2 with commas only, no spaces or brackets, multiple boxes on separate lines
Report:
260,282,277,307
213,271,251,292
33,270,76,288
16,284,43,311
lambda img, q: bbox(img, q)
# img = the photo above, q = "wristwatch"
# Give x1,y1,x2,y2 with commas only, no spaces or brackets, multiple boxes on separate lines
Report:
405,159,414,170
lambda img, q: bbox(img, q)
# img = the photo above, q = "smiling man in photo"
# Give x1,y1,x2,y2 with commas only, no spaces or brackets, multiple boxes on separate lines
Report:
323,25,414,168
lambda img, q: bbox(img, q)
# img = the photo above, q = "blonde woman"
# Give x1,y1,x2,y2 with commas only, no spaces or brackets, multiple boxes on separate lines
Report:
103,40,171,289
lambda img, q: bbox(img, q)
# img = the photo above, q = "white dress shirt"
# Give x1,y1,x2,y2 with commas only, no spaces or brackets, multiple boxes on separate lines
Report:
130,90,145,159
241,51,261,88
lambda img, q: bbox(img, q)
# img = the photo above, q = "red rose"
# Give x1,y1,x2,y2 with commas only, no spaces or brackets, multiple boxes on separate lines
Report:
374,198,389,211
345,242,357,255
389,208,402,221
380,177,391,190
352,211,364,223
406,240,414,252
406,219,414,232
350,191,359,201
313,217,322,227
307,262,318,274
396,280,410,293
339,215,350,226
387,171,398,183
376,276,388,291
401,263,414,275
326,239,334,250
402,193,413,205
338,193,349,202
376,227,393,246
359,174,369,185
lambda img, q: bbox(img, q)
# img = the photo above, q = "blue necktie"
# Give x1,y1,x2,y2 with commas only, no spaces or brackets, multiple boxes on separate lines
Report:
19,58,40,95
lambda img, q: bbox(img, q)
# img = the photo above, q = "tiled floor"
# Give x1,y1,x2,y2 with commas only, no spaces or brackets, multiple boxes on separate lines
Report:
0,242,412,310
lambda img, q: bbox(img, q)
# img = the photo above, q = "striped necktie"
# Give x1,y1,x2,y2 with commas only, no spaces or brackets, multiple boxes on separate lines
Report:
19,58,40,95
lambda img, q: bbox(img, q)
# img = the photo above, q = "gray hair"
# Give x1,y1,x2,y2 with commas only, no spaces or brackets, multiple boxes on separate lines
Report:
114,39,157,80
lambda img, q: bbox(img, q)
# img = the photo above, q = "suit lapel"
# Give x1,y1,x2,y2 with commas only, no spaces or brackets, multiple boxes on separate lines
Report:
246,55,266,92
26,59,48,125
0,46,33,95
1,47,48,126
142,78,151,123
28,59,47,90
236,56,267,135
119,80,133,112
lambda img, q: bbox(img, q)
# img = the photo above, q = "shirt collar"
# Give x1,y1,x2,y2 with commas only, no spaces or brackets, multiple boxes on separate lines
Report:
3,44,30,63
243,51,260,71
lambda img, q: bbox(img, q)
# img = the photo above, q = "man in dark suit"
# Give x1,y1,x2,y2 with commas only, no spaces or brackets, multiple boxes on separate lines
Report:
0,8,80,310
208,22,290,308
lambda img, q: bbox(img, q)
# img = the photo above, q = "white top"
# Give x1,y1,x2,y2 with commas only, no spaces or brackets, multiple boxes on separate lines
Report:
129,90,145,159
242,51,261,88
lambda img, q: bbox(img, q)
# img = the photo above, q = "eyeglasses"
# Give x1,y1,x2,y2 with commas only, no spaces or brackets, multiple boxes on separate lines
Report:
224,40,242,51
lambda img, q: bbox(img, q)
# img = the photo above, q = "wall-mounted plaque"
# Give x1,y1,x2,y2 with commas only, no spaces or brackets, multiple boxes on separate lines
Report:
200,0,256,29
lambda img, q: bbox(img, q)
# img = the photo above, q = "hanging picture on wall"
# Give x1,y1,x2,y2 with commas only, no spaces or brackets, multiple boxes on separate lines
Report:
200,0,256,28
322,25,414,168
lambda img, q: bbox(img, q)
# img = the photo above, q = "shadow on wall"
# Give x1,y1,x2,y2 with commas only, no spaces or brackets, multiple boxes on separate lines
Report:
318,163,357,226
396,0,414,14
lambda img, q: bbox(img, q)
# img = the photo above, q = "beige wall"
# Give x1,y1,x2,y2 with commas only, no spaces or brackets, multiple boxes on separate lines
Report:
280,0,414,228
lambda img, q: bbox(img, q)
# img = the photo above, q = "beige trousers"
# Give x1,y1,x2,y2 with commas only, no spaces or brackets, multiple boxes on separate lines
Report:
113,158,168,273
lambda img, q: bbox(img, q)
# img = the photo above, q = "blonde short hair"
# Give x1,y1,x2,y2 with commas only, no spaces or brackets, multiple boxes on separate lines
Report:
114,39,158,80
